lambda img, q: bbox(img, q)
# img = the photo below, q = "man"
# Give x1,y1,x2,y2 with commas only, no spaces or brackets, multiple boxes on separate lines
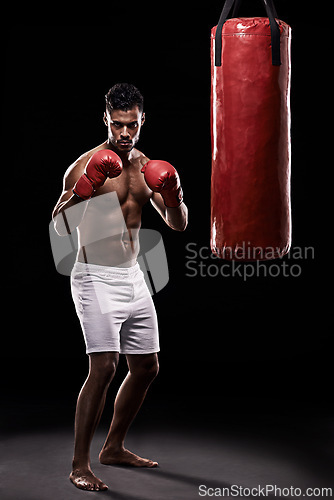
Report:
52,83,188,491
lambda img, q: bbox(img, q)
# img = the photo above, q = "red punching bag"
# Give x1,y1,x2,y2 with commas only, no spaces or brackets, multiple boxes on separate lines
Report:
210,0,292,260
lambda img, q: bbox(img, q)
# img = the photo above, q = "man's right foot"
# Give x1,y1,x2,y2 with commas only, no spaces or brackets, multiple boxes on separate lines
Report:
69,467,108,491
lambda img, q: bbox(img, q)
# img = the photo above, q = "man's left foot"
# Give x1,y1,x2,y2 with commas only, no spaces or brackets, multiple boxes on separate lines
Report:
99,447,158,467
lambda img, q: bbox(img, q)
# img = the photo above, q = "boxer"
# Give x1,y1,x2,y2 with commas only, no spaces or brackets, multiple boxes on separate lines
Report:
52,83,188,491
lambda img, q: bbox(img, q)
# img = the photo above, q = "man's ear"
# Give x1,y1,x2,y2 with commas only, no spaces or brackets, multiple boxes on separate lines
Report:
141,112,146,125
103,112,108,126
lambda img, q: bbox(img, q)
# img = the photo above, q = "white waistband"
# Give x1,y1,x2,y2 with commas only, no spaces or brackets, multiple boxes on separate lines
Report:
72,261,141,278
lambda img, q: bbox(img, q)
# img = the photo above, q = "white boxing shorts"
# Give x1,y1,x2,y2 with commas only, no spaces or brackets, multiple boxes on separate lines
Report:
71,261,160,355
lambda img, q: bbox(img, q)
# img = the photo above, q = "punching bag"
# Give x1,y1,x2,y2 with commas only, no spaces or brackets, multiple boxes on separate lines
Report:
210,0,292,260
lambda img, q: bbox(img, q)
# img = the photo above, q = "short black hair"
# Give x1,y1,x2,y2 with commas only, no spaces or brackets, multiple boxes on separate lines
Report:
105,83,144,114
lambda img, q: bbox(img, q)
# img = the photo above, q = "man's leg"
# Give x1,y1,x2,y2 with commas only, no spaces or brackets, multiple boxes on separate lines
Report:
99,353,159,467
70,352,119,491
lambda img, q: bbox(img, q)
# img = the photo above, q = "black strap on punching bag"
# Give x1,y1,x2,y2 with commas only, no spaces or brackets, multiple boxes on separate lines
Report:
215,0,281,67
231,0,277,17
215,0,235,68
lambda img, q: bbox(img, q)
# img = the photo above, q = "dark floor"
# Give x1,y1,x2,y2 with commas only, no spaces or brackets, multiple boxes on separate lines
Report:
1,400,334,500
1,355,333,499
1,424,333,500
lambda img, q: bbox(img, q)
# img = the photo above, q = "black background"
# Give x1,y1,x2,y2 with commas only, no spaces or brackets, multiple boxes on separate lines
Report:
2,2,332,440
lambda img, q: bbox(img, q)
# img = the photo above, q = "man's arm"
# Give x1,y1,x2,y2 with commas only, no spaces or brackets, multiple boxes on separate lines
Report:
52,158,89,236
141,159,188,232
52,149,123,236
150,193,188,231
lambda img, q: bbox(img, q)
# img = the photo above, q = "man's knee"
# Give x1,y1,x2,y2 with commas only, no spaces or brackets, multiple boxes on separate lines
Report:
128,354,159,382
89,352,119,386
145,356,159,381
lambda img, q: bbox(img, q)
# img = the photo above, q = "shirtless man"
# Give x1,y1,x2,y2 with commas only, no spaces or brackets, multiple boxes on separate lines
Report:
52,83,188,491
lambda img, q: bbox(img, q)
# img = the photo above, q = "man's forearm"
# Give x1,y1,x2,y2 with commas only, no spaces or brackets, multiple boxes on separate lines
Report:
165,202,188,231
53,195,88,236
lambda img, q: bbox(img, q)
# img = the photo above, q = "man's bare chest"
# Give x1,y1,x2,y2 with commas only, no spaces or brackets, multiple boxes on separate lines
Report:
92,164,151,206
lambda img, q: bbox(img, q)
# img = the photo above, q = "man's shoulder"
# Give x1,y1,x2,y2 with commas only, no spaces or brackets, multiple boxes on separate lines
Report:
73,142,109,167
64,143,107,181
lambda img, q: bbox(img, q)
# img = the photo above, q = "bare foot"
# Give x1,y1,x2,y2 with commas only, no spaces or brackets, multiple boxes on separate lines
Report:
99,447,158,468
69,467,108,491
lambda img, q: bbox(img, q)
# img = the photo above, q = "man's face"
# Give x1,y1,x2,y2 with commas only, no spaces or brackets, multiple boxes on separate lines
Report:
104,106,145,153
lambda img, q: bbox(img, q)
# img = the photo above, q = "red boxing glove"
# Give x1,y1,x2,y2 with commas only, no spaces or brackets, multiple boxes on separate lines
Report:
73,149,123,200
141,160,183,208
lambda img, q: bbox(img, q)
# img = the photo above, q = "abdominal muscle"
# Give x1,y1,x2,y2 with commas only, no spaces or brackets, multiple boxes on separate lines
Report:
77,229,140,268
76,192,141,268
